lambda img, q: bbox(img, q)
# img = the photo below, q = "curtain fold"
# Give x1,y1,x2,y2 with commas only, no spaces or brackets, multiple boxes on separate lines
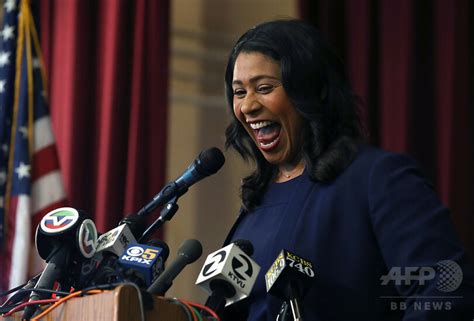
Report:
39,0,170,233
300,0,474,258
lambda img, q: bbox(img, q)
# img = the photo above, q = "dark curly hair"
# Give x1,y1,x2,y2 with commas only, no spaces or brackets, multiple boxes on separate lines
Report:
225,19,363,211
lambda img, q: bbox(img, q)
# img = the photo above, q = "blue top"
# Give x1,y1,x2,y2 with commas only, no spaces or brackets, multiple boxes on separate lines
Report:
224,145,474,321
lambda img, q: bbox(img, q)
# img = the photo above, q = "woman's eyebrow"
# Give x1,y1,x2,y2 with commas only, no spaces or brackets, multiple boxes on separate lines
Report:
232,75,280,86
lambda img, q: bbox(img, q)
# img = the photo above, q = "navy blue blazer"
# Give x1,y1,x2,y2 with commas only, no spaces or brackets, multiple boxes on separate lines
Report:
224,145,474,321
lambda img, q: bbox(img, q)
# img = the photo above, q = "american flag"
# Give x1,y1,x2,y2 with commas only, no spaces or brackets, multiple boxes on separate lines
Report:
0,0,67,294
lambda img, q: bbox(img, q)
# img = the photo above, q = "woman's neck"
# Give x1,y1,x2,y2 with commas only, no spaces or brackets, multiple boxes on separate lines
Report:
275,160,305,183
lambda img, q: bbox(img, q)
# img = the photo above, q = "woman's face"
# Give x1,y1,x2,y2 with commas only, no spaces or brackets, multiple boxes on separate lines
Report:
232,52,305,167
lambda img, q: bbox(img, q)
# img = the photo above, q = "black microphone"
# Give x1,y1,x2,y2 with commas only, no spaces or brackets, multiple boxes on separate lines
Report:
23,207,98,320
119,213,148,239
265,250,315,321
196,240,260,316
137,148,225,217
147,239,203,295
75,223,138,289
233,239,254,256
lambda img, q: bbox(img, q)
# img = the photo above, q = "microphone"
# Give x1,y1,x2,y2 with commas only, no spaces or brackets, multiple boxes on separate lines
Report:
147,239,203,295
196,240,260,314
23,207,98,319
118,240,170,287
119,213,148,239
95,224,137,256
75,223,137,288
265,250,315,321
137,147,225,217
233,239,254,256
75,251,106,289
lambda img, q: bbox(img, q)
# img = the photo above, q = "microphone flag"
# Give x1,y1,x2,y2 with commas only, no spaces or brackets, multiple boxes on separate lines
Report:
196,243,260,306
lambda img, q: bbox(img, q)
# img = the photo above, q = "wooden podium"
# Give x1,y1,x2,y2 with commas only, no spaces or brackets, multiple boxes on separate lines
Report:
7,285,193,321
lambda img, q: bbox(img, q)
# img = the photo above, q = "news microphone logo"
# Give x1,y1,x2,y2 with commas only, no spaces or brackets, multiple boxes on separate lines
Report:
201,249,255,285
96,230,119,249
121,245,162,265
77,219,98,258
119,243,165,286
265,249,315,297
96,224,136,256
202,250,226,277
196,243,260,305
128,246,145,256
40,207,80,233
232,254,254,281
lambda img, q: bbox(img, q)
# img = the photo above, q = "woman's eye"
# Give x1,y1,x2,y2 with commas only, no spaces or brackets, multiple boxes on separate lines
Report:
257,85,273,93
233,89,246,98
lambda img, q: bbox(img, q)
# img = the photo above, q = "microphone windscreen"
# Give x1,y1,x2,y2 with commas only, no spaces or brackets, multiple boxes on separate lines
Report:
178,239,203,263
196,147,225,175
233,239,254,256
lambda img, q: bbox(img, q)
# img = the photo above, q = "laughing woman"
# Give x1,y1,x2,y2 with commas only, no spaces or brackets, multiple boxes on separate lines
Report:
222,19,474,321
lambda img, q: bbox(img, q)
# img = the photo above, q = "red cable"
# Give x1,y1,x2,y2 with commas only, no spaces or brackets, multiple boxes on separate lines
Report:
1,298,58,317
182,300,221,321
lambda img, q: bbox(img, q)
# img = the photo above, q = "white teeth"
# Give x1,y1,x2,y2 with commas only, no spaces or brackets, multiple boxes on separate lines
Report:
260,138,278,147
249,121,274,130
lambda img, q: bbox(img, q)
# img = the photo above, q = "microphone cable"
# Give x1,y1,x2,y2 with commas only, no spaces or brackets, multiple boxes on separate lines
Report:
30,288,107,321
31,282,148,321
1,299,58,318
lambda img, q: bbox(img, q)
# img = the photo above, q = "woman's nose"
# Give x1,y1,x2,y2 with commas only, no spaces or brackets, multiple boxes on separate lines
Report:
240,93,261,115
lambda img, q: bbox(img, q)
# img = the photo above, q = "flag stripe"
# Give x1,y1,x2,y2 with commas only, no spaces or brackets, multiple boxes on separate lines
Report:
8,195,30,288
33,116,55,152
32,144,60,180
31,171,66,214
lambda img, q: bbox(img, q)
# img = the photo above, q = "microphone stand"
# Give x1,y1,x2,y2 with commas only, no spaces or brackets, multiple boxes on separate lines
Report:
288,298,303,321
138,196,179,242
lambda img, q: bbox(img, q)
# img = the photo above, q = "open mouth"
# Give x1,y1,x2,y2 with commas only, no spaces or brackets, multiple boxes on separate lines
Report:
249,120,281,151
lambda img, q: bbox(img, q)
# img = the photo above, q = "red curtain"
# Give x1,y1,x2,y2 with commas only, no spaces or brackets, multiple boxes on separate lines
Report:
39,0,170,233
299,0,474,258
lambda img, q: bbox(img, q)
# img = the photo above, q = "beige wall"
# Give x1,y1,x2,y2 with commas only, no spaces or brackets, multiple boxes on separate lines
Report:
166,0,297,302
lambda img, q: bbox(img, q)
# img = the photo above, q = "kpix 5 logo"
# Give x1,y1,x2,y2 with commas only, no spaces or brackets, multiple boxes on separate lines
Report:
40,207,80,234
380,260,463,293
121,245,160,265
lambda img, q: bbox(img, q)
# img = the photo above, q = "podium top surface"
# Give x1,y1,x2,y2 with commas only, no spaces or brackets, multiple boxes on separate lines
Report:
6,285,191,321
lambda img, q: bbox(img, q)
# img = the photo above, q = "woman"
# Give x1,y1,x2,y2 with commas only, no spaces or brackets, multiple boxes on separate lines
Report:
222,20,473,321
